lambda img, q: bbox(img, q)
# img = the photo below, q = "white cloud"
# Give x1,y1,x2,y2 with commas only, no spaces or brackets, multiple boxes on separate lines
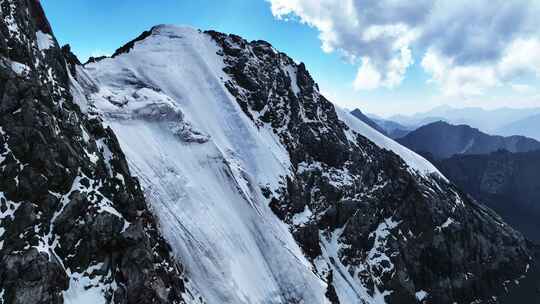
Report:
353,57,381,90
498,38,540,79
268,0,540,96
269,0,423,90
421,37,540,97
511,83,534,94
421,49,499,97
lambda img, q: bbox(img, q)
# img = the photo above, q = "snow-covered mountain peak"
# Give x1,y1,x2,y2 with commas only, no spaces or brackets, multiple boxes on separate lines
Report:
66,26,534,303
76,26,317,304
2,0,538,301
81,24,442,183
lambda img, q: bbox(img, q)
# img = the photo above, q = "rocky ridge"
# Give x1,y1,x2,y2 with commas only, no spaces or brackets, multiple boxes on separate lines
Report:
0,1,198,303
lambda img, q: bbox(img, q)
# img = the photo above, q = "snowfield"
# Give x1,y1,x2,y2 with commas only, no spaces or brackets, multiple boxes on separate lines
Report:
81,26,326,304
73,25,446,304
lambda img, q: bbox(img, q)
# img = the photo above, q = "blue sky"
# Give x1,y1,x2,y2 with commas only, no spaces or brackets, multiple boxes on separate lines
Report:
42,0,540,116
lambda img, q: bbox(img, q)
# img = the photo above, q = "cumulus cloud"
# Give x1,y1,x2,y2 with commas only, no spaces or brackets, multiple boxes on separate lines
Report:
422,37,540,97
421,49,499,97
498,38,540,79
353,58,381,90
268,0,540,96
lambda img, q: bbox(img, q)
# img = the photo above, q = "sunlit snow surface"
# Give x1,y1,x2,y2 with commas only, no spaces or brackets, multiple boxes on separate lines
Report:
75,25,444,303
82,26,326,304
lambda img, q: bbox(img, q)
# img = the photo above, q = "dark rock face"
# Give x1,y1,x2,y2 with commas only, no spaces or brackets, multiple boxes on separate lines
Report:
207,30,536,303
435,150,540,243
0,1,187,303
499,245,540,304
398,121,540,159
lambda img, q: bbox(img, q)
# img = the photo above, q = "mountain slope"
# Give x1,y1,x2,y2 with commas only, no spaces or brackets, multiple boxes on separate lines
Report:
398,121,540,159
497,113,540,141
75,26,327,304
350,109,388,135
435,150,540,243
0,1,195,303
69,25,536,303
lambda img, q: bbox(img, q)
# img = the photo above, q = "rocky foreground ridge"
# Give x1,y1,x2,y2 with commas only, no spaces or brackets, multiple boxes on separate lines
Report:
0,1,197,303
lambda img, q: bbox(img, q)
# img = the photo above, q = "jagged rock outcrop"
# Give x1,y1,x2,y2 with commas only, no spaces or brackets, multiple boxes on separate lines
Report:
0,1,193,303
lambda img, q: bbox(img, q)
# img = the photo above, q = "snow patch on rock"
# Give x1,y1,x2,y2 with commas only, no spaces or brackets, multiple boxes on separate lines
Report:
36,30,55,50
415,290,428,301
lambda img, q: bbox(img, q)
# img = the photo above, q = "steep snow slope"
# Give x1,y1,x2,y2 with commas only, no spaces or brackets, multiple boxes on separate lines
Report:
336,107,445,179
79,26,327,304
70,25,534,303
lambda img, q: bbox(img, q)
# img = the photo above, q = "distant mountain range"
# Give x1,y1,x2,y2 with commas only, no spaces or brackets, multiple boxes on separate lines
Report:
397,121,540,159
497,113,540,142
435,150,540,243
382,105,540,140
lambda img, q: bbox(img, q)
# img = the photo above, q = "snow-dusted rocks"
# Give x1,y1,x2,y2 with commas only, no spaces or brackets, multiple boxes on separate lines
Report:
36,30,54,50
0,2,190,303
